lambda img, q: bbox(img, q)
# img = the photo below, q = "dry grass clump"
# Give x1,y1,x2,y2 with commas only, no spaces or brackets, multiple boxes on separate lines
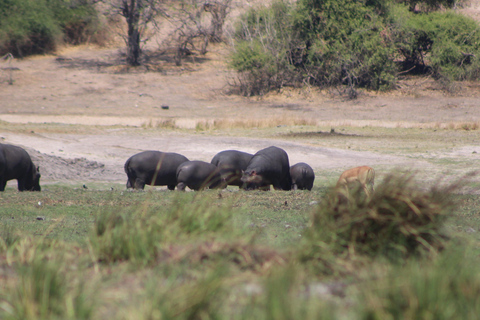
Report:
142,118,177,129
159,240,286,272
306,172,462,260
196,116,317,130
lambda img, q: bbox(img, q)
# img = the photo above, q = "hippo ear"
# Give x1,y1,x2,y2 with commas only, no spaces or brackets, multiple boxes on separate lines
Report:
37,166,40,172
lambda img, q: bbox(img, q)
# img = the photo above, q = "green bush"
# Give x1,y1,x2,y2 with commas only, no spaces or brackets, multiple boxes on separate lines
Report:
387,7,480,80
0,0,101,56
229,0,480,96
230,1,298,96
305,172,457,260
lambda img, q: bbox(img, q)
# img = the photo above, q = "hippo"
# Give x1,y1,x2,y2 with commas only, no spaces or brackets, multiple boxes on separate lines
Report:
0,143,41,191
290,162,315,191
210,150,253,188
124,151,189,190
176,160,225,191
241,146,292,191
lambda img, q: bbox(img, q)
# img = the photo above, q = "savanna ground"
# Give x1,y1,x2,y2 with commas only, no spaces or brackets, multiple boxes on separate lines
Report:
1,1,480,319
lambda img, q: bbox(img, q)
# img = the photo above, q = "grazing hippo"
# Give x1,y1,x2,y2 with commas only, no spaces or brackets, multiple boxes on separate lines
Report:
210,150,253,188
176,160,225,191
290,162,315,191
241,146,292,191
124,151,189,190
0,143,41,191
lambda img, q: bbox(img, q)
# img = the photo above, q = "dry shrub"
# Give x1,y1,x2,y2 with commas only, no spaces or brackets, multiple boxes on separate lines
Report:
307,172,467,260
159,240,286,272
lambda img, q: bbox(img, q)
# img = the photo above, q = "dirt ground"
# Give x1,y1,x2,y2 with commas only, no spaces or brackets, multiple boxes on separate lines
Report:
1,2,480,189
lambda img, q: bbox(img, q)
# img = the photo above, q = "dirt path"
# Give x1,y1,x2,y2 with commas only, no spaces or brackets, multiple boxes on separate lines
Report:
1,130,417,185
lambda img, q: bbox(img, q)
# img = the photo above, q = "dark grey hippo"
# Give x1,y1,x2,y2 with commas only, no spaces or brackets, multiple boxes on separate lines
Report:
0,143,41,191
241,146,292,191
176,160,225,191
210,150,253,188
290,162,315,191
124,151,189,190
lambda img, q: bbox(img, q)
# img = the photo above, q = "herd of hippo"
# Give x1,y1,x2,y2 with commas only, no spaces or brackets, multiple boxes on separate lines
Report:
1,142,375,195
124,146,315,191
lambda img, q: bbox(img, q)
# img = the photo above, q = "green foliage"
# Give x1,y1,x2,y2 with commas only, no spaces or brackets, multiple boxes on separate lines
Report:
0,0,100,56
229,0,480,96
388,7,480,80
298,0,398,91
230,1,297,96
305,172,457,260
358,247,480,320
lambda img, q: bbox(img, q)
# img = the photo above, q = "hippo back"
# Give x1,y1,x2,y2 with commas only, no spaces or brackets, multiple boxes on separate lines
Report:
242,146,291,190
0,143,41,191
211,150,253,187
124,151,189,189
176,160,224,191
290,162,315,191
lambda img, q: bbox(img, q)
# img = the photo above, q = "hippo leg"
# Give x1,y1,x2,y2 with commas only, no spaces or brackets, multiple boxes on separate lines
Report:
126,179,133,189
177,182,186,191
17,179,26,191
167,184,175,190
0,180,5,191
134,178,146,190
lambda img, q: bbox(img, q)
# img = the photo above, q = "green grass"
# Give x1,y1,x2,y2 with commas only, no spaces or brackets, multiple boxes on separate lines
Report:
1,173,480,319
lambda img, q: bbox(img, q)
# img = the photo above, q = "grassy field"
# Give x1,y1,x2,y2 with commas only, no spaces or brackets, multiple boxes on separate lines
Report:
1,172,480,319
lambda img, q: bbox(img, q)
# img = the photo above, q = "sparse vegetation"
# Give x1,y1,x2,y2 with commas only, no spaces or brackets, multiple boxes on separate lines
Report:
0,172,479,318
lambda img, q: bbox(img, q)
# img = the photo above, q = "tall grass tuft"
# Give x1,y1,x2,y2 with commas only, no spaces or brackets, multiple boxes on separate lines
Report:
358,247,480,320
129,265,228,320
90,193,238,265
306,172,462,260
0,240,95,320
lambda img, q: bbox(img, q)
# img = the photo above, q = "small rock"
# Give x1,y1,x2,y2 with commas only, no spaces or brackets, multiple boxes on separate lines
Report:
36,217,45,221
309,201,319,206
465,227,476,233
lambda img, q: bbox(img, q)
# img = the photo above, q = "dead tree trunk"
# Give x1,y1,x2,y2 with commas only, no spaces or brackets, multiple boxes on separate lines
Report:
123,0,141,66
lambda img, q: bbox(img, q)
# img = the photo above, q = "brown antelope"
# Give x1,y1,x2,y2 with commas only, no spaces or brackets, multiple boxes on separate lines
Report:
336,166,375,198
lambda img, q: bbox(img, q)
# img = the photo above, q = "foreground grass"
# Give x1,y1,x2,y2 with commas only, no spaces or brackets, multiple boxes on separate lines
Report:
1,175,480,319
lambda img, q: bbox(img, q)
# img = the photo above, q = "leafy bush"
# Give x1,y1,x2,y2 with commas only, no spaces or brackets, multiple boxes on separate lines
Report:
229,0,480,96
229,1,298,96
388,7,480,80
0,0,101,56
295,0,398,91
305,172,458,260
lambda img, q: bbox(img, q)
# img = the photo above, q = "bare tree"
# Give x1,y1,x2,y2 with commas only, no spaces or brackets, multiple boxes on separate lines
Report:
109,0,164,65
204,0,233,42
162,0,233,66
